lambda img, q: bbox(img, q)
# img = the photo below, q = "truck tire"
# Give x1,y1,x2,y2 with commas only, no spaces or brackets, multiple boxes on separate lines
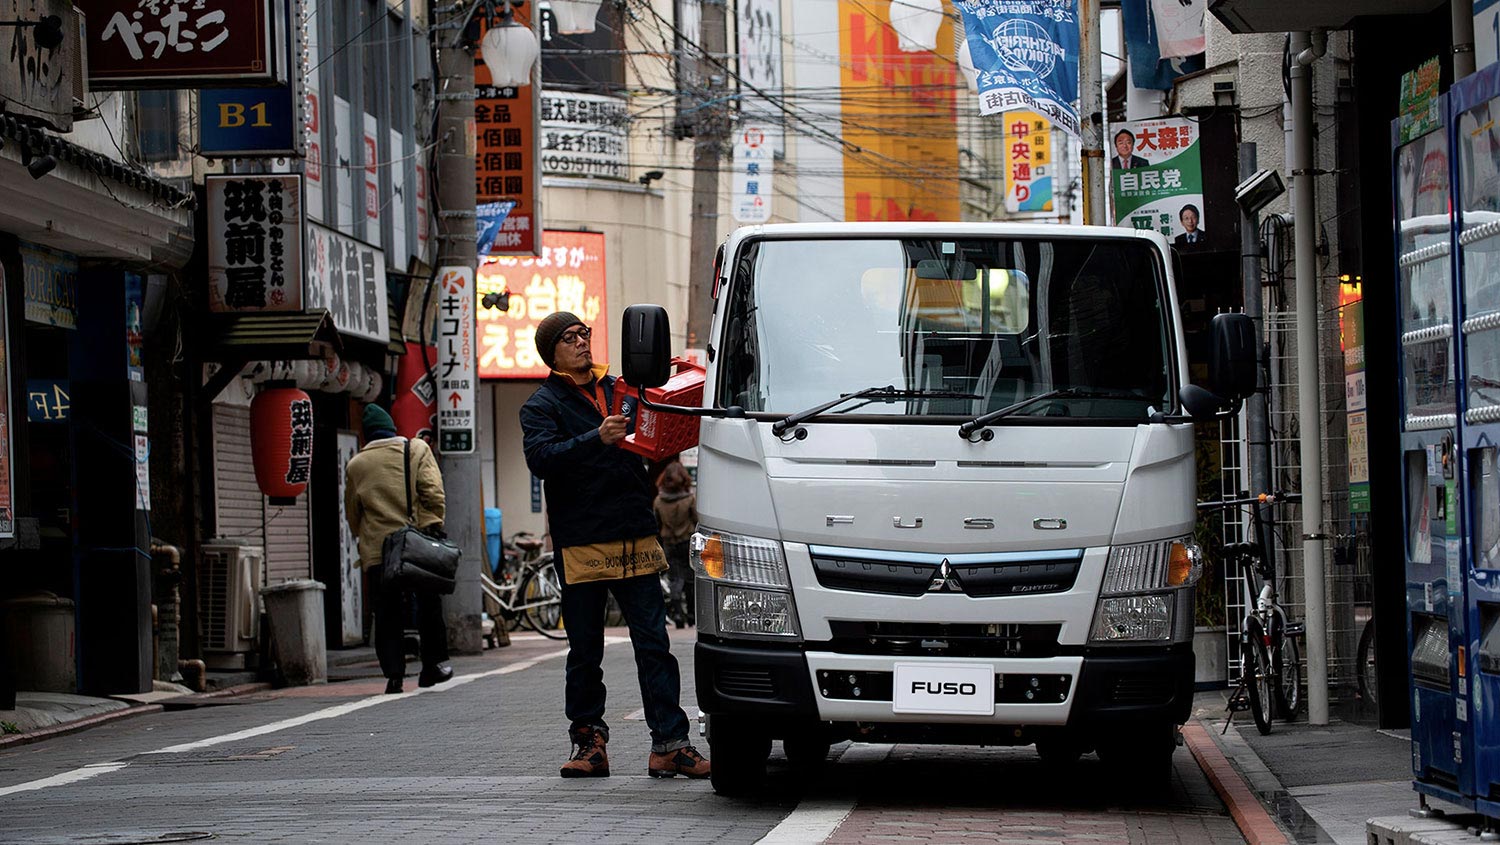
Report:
1035,732,1086,768
707,714,771,796
782,726,832,775
1097,722,1176,789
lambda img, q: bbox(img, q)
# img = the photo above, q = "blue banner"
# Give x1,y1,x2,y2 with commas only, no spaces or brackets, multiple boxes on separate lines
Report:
477,200,518,257
1120,0,1204,91
956,0,1081,137
200,86,296,156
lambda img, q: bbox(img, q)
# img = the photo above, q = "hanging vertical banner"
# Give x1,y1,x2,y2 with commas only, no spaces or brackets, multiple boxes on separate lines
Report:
1120,0,1205,91
476,7,540,257
335,430,364,645
305,0,324,221
335,97,355,234
1109,117,1204,245
363,112,381,238
954,0,1080,137
737,0,785,155
1147,0,1205,59
207,174,305,312
1004,111,1054,213
435,266,476,454
0,265,13,539
1341,282,1370,513
389,128,409,267
732,124,775,223
477,231,608,379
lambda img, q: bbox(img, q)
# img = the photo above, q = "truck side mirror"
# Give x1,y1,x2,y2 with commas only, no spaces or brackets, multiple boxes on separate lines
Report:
1209,313,1258,400
621,304,672,388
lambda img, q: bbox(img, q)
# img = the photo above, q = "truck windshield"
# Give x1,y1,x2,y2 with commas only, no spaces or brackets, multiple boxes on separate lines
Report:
717,236,1173,422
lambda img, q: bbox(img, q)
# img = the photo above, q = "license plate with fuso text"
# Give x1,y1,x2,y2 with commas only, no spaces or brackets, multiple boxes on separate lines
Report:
892,662,995,716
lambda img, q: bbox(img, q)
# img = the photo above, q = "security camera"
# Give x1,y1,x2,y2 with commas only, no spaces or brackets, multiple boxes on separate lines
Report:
1235,168,1286,216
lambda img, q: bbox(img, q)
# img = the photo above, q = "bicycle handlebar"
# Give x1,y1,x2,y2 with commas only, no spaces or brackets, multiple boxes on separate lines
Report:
1196,491,1303,511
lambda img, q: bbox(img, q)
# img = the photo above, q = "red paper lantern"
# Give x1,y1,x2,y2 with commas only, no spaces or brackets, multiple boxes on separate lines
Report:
251,386,314,505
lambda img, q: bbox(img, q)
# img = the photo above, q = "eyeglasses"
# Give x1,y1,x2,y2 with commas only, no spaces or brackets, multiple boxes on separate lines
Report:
558,327,592,346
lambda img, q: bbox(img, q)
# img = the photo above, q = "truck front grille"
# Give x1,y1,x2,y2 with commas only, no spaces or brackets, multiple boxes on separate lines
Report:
810,550,1083,598
826,621,1061,658
716,667,778,699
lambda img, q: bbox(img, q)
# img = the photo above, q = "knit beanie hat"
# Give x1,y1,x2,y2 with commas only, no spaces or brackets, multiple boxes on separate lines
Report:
362,403,396,437
534,311,585,368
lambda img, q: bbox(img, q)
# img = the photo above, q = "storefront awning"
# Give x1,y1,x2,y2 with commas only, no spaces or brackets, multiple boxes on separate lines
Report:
1210,0,1444,33
204,310,344,362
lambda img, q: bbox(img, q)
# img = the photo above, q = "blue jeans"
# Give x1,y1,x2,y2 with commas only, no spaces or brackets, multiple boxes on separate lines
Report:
560,572,691,753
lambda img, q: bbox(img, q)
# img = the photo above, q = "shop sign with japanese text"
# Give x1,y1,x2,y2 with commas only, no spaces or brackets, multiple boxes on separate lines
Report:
86,0,282,88
1109,117,1205,247
435,266,475,454
305,222,391,345
0,0,78,132
0,267,14,538
477,231,607,380
20,243,78,329
207,175,304,312
1003,111,1054,214
732,124,775,224
541,91,629,180
476,9,539,256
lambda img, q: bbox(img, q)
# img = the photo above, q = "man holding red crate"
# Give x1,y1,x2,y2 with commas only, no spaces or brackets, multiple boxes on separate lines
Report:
519,310,711,781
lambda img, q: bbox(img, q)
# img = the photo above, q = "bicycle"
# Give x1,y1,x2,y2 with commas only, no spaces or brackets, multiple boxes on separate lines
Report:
1197,491,1305,735
480,532,566,640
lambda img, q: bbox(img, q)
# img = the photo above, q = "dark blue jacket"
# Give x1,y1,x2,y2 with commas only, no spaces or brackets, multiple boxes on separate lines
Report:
519,372,657,550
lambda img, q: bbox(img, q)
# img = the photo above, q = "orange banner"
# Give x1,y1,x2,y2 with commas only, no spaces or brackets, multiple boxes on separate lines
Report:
839,0,959,222
478,231,608,379
476,9,539,256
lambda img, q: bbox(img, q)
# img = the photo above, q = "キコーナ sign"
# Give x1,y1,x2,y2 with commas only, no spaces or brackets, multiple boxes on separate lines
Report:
477,231,607,380
86,0,284,88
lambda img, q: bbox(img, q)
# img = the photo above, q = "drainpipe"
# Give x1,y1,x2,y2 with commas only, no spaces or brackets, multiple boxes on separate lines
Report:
1290,30,1330,726
1454,0,1476,80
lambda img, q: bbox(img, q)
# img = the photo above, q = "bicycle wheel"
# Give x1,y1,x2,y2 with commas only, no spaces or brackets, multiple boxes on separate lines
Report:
1243,638,1276,735
519,560,567,640
1357,619,1379,710
1276,635,1301,719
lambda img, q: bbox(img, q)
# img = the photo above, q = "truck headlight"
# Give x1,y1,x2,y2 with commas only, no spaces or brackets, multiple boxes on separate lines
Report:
715,586,800,638
691,529,791,588
1101,537,1202,595
1090,594,1173,642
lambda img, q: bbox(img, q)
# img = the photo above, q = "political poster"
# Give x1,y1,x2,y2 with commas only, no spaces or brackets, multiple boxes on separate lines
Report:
954,0,1080,138
1109,117,1205,248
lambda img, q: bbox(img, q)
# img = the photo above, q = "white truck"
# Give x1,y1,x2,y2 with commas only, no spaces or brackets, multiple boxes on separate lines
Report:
621,222,1256,794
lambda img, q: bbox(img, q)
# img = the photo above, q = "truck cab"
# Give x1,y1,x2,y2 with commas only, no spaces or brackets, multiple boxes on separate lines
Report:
621,222,1254,794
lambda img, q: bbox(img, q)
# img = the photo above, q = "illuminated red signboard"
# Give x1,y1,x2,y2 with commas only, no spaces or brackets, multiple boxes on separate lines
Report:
478,231,607,380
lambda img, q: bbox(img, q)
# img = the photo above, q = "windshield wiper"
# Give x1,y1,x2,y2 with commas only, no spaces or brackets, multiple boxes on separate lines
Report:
957,388,1148,440
771,386,980,436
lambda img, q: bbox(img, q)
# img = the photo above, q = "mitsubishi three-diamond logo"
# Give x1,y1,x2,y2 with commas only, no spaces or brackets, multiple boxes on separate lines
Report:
929,559,960,592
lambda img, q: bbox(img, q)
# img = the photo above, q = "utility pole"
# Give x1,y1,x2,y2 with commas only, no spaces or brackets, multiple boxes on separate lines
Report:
434,0,482,654
1078,0,1106,225
686,0,729,350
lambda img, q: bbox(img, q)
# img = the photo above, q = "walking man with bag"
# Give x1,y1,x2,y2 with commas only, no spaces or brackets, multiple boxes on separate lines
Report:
520,311,710,780
345,404,454,694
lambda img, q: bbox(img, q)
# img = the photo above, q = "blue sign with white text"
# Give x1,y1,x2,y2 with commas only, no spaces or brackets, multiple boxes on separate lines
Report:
200,86,296,156
27,380,70,424
956,0,1081,138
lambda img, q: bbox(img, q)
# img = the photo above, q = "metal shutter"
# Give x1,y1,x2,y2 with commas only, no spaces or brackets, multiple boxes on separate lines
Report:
212,404,265,550
264,489,312,583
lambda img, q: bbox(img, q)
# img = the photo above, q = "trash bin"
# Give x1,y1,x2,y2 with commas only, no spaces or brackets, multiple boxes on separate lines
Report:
259,580,327,686
0,592,77,694
485,507,503,575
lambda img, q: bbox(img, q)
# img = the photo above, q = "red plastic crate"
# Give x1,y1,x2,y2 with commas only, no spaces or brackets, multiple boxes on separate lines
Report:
614,358,706,461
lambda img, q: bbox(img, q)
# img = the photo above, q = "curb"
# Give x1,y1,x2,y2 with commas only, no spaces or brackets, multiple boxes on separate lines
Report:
197,682,273,699
0,704,165,750
1183,721,1291,845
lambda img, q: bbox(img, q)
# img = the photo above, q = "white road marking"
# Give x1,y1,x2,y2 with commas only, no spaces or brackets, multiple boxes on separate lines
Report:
754,743,892,844
1,638,624,797
0,763,131,798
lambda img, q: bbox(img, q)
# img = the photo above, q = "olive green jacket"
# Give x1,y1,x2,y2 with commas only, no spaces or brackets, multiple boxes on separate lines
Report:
345,436,446,570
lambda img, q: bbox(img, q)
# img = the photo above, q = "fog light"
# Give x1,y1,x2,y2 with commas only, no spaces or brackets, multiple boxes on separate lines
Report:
1091,594,1173,642
716,585,800,638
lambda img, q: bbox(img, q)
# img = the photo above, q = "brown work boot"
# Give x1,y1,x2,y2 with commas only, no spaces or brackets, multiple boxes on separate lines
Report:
560,727,609,778
647,744,711,779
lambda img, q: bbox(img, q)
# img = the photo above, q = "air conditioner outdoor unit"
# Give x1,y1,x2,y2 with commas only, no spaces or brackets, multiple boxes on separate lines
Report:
200,541,265,664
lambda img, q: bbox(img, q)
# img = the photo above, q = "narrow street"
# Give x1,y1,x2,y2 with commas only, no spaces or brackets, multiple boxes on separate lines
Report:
0,630,1243,844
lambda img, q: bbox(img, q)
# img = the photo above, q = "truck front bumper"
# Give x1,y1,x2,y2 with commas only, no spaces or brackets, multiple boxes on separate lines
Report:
695,639,1194,728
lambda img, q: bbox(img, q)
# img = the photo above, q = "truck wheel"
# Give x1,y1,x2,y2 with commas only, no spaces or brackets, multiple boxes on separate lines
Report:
1035,733,1086,768
782,726,831,775
707,715,771,796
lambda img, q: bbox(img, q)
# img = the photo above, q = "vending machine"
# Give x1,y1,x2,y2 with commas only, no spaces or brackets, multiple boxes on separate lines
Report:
1392,89,1476,807
1450,65,1500,821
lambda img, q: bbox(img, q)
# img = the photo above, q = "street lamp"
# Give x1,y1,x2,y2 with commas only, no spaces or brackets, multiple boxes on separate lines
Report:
479,1,539,87
888,0,943,53
549,0,604,35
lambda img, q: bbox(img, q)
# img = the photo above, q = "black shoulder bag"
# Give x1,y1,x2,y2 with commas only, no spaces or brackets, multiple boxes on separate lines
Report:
380,439,461,594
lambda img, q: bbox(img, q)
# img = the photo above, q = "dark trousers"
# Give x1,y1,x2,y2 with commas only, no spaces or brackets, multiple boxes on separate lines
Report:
560,572,690,752
372,569,449,680
664,539,694,624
